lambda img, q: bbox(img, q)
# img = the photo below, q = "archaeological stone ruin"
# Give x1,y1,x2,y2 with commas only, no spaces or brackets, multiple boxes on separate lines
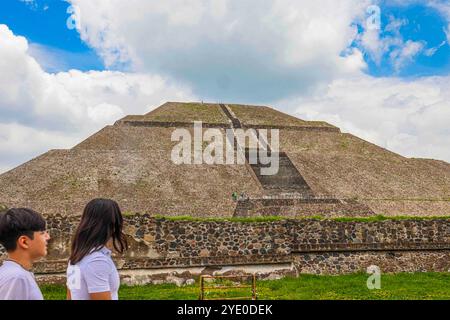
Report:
0,102,449,285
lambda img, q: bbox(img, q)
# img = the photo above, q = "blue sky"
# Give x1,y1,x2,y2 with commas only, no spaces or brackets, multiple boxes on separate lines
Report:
0,0,449,173
357,2,450,77
1,0,449,78
0,0,103,71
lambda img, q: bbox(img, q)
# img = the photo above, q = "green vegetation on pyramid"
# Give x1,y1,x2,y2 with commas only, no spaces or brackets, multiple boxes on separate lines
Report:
228,104,337,129
118,102,230,125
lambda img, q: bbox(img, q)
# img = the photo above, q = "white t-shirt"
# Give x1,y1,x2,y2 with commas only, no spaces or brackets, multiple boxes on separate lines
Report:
0,260,44,300
66,247,120,300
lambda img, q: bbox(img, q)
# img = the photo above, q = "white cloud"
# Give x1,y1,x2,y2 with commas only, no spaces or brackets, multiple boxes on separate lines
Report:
424,40,446,57
279,74,450,161
389,40,425,72
0,24,196,173
427,0,450,43
356,1,450,70
67,0,371,100
0,122,79,157
19,0,37,10
358,15,426,72
87,103,124,124
19,0,35,4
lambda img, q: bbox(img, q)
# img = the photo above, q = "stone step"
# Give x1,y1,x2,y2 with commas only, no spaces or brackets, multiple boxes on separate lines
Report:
252,166,305,177
244,150,313,194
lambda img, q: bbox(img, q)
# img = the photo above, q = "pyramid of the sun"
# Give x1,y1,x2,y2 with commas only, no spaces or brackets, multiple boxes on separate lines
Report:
0,102,449,217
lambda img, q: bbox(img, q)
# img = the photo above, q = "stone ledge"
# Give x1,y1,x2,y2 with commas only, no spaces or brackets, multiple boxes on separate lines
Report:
120,254,293,270
116,120,231,128
27,254,293,274
243,124,340,132
293,242,450,252
115,120,341,132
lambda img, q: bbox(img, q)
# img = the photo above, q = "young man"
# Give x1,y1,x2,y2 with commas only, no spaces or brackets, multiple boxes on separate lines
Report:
0,208,50,300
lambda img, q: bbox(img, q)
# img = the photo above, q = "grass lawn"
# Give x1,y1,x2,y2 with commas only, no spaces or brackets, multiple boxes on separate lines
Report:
41,272,450,300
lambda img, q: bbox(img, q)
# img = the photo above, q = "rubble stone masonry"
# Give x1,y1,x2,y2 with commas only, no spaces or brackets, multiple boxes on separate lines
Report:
0,215,449,284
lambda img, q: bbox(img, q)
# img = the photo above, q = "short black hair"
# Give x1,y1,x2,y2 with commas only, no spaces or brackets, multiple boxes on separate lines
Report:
0,208,46,252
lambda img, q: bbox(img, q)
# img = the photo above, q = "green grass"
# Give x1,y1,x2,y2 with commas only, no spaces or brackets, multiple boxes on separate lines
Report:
41,272,450,300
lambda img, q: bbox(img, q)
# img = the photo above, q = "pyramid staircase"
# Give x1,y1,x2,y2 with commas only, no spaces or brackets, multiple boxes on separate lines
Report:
245,149,313,196
216,104,374,218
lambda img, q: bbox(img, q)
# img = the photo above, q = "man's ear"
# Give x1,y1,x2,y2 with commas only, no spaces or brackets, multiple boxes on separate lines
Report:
17,235,31,250
0,204,7,213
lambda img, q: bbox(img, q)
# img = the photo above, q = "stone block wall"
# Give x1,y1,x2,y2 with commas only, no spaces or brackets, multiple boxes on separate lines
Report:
294,251,450,274
1,215,449,284
292,219,449,248
234,198,375,218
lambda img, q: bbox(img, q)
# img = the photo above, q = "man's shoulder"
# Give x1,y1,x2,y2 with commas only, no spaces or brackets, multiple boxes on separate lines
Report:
0,270,30,287
0,262,29,279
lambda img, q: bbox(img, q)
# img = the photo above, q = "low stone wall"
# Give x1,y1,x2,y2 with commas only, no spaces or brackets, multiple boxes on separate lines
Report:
294,251,450,274
1,215,449,284
292,219,449,246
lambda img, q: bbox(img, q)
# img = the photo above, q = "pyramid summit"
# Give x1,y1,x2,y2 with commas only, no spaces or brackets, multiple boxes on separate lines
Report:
116,102,339,130
0,101,449,218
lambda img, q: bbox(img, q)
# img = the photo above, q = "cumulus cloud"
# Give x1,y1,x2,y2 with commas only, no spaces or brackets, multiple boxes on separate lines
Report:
279,74,450,161
67,0,370,101
358,15,426,72
0,122,80,169
0,24,195,173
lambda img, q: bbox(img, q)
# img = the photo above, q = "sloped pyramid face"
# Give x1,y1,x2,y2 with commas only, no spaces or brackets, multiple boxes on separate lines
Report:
0,102,449,218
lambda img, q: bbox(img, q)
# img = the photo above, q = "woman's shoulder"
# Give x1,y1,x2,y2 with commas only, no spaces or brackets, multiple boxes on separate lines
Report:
76,247,114,266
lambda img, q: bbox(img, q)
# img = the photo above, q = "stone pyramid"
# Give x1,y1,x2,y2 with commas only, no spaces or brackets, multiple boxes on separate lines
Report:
0,102,449,218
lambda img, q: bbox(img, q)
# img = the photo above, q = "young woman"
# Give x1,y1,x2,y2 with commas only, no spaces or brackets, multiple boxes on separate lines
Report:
66,199,128,300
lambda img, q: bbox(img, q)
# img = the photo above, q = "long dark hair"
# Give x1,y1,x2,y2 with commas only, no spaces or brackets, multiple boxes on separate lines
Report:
69,198,128,265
